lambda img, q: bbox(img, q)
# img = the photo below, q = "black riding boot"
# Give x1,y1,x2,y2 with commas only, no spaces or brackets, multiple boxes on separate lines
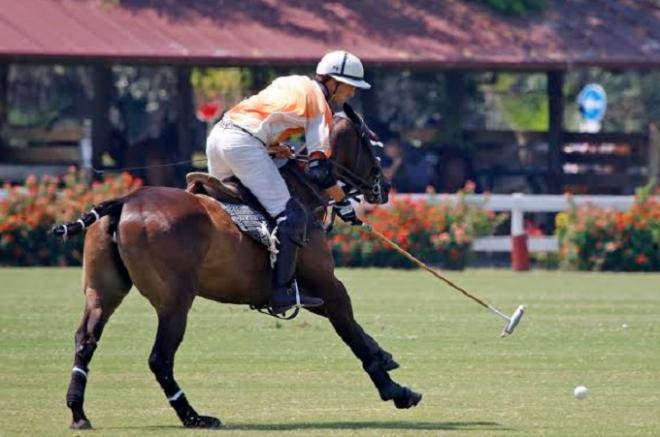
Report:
269,199,324,314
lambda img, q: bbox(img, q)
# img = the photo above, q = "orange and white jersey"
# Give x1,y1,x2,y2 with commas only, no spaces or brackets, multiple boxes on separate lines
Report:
225,75,333,155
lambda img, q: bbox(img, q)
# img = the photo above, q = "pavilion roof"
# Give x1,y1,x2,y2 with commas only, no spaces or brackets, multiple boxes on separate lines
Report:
1,0,659,70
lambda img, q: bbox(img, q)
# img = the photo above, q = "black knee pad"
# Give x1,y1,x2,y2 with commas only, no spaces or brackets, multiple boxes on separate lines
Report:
308,158,337,189
277,198,308,246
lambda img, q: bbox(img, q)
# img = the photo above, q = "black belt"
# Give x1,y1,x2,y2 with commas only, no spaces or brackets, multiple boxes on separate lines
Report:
218,117,268,147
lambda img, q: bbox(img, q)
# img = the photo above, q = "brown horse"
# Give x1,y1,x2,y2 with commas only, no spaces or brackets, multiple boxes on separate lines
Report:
55,109,422,429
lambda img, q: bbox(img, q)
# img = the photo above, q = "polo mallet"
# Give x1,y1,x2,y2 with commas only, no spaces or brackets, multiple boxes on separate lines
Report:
362,222,524,337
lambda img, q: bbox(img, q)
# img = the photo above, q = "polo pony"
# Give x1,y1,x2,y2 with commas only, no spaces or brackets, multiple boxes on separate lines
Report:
54,105,422,429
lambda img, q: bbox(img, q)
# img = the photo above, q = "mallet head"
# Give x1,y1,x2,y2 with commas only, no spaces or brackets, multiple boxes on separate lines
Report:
501,305,525,337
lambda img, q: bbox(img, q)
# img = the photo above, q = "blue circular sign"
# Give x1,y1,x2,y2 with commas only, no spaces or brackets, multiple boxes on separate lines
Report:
578,84,607,122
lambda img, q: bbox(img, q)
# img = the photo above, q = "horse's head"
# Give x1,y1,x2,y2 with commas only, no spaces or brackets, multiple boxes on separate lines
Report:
329,105,390,204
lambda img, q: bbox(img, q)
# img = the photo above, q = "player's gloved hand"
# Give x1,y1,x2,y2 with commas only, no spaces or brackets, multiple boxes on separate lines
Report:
334,199,362,226
267,142,295,159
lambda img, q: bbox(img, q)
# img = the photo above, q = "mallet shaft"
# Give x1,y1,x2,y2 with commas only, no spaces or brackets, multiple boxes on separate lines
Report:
362,222,524,337
362,223,491,309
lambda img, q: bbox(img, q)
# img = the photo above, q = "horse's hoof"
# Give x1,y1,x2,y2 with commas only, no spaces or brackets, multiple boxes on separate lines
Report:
393,387,422,409
70,418,93,430
184,415,222,428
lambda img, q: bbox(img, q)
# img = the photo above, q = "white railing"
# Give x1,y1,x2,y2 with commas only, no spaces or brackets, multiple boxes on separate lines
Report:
0,188,644,254
400,193,639,253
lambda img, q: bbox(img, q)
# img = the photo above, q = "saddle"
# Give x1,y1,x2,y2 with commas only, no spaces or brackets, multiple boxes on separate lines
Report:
186,172,278,263
186,172,261,209
186,168,325,251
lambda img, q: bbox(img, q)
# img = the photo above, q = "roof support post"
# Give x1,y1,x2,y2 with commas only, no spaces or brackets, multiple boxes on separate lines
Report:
649,122,660,184
546,71,564,193
0,62,7,148
91,64,112,172
441,71,465,148
175,65,194,185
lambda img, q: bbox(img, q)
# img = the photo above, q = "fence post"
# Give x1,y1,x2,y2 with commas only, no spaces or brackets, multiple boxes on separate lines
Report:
79,118,93,170
510,192,530,271
649,123,660,184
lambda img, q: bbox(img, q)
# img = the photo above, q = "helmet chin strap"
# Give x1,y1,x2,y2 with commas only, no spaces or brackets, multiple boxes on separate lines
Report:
317,78,340,104
328,81,340,104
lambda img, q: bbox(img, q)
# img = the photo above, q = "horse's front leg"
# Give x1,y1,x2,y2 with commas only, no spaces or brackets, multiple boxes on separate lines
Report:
298,230,421,409
304,305,399,371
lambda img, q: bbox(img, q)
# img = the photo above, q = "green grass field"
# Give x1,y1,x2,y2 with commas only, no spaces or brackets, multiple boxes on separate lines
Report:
1,268,659,436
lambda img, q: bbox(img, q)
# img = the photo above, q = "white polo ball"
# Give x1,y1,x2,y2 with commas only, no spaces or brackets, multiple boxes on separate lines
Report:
574,385,588,399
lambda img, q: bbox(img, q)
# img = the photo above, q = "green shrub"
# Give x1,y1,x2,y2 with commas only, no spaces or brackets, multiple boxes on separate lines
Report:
555,185,659,271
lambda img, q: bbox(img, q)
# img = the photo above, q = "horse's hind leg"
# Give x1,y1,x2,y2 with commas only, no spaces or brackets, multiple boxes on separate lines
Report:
147,294,221,428
66,223,132,429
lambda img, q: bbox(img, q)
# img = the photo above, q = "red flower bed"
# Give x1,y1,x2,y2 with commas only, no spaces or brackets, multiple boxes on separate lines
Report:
0,167,142,266
330,183,507,269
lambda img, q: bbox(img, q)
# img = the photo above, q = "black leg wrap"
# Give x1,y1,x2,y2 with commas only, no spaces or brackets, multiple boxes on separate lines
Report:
365,364,399,401
67,374,91,427
363,329,398,371
170,394,195,422
66,371,88,408
149,352,180,396
365,363,422,409
149,352,221,428
361,338,399,373
171,395,221,428
374,348,399,372
66,342,96,425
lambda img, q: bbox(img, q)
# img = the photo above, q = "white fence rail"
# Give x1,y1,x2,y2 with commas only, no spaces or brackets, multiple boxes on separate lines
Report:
0,189,645,254
402,193,639,253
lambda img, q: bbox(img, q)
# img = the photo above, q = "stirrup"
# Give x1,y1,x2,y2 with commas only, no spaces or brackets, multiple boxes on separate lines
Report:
254,305,301,320
250,280,302,320
255,280,322,320
270,280,307,315
282,280,324,310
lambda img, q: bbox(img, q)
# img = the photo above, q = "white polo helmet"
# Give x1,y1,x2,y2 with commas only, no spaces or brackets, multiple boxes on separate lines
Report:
316,50,371,89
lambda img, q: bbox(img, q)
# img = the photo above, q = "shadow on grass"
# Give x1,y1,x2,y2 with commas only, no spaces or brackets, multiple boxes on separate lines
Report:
103,420,506,432
224,420,506,431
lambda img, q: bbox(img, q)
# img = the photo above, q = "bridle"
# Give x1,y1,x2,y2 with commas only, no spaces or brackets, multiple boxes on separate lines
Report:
331,107,385,204
332,152,383,202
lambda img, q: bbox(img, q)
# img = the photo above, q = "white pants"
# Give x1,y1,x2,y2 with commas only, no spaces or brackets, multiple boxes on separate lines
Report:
206,123,291,217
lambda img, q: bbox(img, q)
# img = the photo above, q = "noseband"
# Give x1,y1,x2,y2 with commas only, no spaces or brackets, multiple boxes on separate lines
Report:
332,159,383,202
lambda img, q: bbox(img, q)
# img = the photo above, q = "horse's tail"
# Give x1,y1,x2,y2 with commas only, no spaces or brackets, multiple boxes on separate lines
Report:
51,198,125,240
